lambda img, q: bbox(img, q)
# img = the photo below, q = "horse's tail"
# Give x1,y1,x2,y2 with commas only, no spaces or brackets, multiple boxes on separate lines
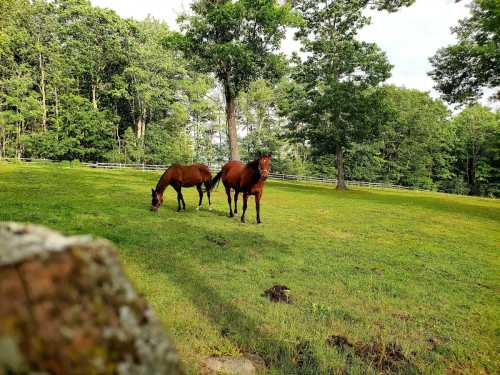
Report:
208,171,223,192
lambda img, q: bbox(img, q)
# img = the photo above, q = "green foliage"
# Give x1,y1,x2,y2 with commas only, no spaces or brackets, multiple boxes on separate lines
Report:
144,122,193,165
0,0,217,164
122,127,144,163
24,95,115,161
173,0,297,159
429,0,500,104
450,104,499,196
238,80,286,160
376,86,453,190
345,142,385,182
0,0,497,197
175,0,296,97
283,0,412,188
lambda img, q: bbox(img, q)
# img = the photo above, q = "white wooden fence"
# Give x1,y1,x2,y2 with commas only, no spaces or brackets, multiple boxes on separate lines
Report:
1,158,431,192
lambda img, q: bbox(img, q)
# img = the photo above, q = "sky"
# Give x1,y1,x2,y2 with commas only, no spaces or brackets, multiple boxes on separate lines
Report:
90,0,472,101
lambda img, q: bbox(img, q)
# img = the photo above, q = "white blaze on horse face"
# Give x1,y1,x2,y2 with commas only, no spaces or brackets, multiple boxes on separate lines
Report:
259,155,271,180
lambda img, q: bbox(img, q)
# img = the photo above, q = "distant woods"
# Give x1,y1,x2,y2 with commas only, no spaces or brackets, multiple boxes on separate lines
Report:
0,0,498,196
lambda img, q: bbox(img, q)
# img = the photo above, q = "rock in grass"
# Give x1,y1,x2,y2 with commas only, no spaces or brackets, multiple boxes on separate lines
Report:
0,222,182,375
202,356,257,375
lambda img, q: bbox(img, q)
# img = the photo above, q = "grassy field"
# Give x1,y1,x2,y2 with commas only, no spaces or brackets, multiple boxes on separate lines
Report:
0,162,499,374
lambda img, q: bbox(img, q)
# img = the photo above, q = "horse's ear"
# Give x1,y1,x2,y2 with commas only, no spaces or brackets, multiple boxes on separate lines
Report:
151,189,155,196
268,151,273,158
257,150,262,157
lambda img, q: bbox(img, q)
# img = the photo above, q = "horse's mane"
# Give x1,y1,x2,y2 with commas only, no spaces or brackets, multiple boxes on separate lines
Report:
155,164,178,192
246,159,261,184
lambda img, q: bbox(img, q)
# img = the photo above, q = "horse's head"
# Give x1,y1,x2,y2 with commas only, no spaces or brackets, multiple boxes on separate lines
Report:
151,188,164,212
257,152,272,180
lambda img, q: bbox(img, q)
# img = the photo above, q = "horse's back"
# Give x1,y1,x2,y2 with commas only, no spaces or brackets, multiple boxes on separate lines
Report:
221,161,245,188
177,164,211,186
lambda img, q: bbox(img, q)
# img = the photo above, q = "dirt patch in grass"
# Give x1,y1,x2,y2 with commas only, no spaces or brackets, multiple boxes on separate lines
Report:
262,285,291,303
326,335,417,373
355,341,413,372
326,335,352,352
205,234,229,247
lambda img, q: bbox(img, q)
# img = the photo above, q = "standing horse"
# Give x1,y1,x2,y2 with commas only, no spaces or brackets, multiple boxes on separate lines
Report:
210,153,271,224
151,164,212,212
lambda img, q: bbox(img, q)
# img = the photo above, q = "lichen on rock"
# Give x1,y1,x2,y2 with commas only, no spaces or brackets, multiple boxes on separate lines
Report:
0,222,183,375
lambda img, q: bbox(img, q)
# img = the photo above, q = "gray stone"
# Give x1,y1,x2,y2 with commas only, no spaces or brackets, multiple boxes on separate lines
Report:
202,356,259,375
0,222,183,375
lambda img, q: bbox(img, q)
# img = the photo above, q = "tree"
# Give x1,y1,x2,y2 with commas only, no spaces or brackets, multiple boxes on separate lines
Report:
55,0,130,111
375,86,453,189
283,0,414,189
182,73,218,163
125,18,187,140
451,104,499,196
429,0,500,104
172,0,295,160
238,80,285,159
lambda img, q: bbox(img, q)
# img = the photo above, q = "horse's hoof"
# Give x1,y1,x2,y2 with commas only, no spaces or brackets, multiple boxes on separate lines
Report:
196,206,200,211
209,206,212,211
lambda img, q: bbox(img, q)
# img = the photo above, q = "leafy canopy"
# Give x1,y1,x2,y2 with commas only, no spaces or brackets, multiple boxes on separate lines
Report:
284,0,416,150
429,0,500,104
171,0,298,97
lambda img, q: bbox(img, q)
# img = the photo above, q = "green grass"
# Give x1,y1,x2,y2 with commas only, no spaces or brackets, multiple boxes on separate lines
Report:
1,162,499,374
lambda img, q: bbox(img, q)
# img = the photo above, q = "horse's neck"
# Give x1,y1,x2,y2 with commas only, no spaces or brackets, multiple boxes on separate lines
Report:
242,162,260,188
156,172,170,194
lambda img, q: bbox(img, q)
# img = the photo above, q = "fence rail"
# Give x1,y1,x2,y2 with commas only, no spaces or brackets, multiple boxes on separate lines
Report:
1,158,431,192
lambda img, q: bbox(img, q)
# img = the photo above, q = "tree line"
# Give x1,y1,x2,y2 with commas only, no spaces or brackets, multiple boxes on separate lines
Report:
0,0,498,196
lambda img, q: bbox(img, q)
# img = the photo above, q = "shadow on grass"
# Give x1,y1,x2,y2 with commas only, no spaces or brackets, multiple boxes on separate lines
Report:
129,223,323,374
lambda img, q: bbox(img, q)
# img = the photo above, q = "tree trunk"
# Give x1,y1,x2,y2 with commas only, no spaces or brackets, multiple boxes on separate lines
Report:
54,87,59,119
0,126,5,158
39,52,47,132
468,157,479,195
136,107,146,139
224,84,239,161
91,84,98,110
336,145,347,190
16,122,21,160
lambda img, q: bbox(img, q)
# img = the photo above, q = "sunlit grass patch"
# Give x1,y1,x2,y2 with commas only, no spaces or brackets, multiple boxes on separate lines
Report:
1,163,499,374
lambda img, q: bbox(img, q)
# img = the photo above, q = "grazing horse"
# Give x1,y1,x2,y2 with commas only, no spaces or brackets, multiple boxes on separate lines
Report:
151,164,212,212
210,153,271,224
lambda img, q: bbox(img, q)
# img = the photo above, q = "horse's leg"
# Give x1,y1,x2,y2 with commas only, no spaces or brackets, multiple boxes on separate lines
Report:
204,181,212,210
225,186,234,217
179,187,186,210
196,184,203,210
255,191,262,224
241,193,249,223
234,189,239,214
173,184,182,212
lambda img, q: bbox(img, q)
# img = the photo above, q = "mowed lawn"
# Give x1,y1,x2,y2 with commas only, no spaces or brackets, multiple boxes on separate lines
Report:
0,162,499,374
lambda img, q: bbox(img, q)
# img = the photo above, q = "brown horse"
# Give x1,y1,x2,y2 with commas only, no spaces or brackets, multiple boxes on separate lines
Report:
210,152,271,223
151,164,212,212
